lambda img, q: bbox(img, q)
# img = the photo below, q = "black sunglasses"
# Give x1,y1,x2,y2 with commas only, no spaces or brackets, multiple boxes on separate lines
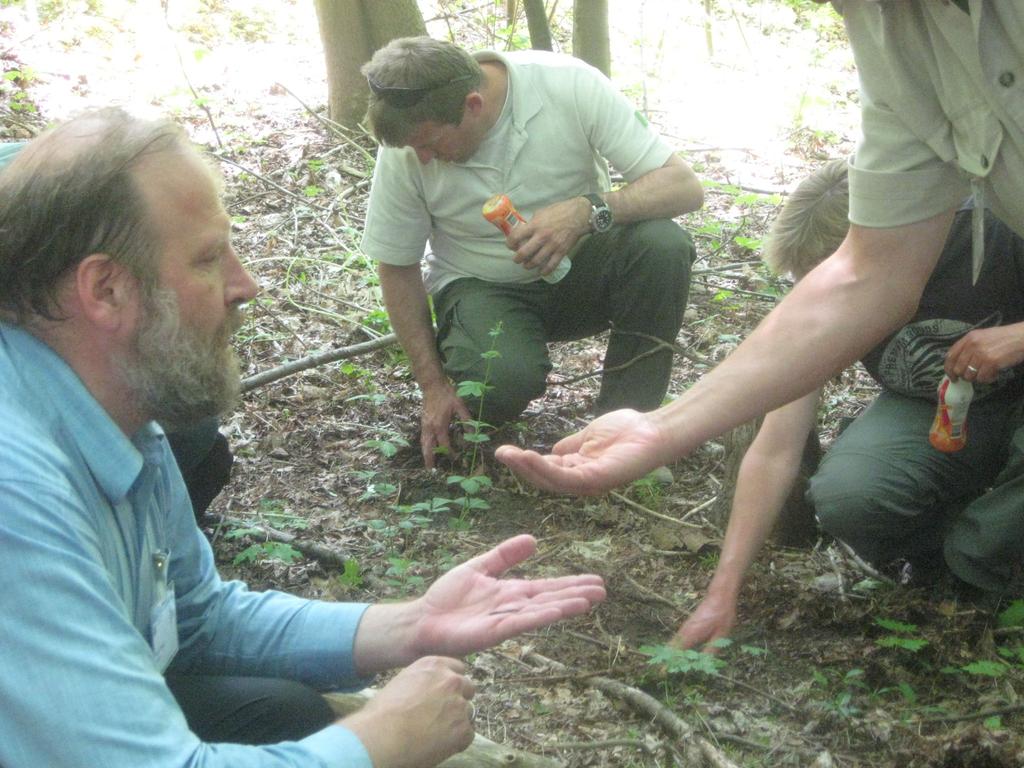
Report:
366,74,474,108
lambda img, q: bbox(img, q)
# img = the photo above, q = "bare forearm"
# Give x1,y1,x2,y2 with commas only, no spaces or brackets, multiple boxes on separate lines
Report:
377,263,448,392
707,394,819,599
647,210,956,464
606,154,703,223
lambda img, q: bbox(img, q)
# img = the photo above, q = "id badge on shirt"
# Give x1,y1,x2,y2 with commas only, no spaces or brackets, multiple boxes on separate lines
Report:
150,549,179,672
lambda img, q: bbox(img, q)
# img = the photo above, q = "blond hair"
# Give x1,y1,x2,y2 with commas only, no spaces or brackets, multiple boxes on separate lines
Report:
763,158,850,279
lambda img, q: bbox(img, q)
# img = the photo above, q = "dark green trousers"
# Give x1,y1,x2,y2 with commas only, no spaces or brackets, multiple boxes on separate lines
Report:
433,219,695,425
809,389,1024,593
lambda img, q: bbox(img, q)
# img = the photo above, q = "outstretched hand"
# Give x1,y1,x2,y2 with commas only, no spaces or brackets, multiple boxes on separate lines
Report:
495,409,670,495
410,534,606,658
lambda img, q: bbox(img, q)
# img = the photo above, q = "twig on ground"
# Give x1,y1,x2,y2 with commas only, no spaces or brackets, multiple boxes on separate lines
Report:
274,81,376,167
215,154,333,213
218,515,345,565
678,495,717,523
624,573,681,609
523,651,742,768
541,738,656,755
918,702,1024,725
241,333,398,392
611,490,705,529
836,541,894,584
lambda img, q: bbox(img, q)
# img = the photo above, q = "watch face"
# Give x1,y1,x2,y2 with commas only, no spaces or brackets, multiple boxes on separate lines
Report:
592,206,613,232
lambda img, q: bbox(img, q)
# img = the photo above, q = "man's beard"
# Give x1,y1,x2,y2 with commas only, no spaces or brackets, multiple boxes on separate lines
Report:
119,288,243,432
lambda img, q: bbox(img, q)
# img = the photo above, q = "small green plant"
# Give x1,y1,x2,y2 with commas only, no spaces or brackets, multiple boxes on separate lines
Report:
384,556,426,594
811,667,868,718
629,472,665,506
231,540,303,566
362,433,409,459
2,67,38,114
640,642,728,677
444,321,504,522
874,617,929,652
336,559,363,589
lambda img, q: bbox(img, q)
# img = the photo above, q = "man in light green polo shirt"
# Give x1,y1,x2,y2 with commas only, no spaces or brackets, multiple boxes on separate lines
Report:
360,37,704,469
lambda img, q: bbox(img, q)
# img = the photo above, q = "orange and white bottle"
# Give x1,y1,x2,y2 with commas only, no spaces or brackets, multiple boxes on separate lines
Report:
929,375,973,453
482,194,570,284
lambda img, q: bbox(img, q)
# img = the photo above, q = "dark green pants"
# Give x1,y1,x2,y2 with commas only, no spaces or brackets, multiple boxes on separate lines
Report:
433,219,695,425
809,389,1024,593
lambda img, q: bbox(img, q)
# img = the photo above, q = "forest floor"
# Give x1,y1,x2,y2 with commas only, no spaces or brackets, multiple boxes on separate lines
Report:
4,2,1024,766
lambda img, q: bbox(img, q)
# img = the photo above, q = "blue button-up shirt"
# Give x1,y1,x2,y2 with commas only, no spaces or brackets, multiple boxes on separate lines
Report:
0,322,374,766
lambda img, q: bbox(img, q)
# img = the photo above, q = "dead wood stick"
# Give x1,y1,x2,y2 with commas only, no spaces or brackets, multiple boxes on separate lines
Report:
220,515,351,569
541,738,655,755
215,153,332,213
918,702,1024,725
523,652,740,768
241,333,398,392
324,692,564,767
610,490,705,529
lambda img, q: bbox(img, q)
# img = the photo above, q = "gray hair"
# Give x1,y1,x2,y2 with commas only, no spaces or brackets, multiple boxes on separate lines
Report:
763,157,850,279
362,36,482,146
0,107,189,322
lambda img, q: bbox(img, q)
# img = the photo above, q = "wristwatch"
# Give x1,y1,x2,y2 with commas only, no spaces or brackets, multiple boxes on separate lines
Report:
583,193,613,233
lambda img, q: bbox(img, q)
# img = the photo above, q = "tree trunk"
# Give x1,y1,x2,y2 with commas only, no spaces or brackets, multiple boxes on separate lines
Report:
363,0,427,50
314,0,427,127
572,0,609,76
524,0,553,51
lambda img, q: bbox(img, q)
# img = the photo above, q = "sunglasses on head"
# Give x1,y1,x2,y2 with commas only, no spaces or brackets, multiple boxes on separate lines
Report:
366,74,474,108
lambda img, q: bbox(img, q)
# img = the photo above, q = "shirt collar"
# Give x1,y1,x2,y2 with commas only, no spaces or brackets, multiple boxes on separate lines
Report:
0,322,159,503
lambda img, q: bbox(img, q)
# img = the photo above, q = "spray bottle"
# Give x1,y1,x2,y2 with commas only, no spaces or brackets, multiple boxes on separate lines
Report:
929,374,974,453
482,194,570,284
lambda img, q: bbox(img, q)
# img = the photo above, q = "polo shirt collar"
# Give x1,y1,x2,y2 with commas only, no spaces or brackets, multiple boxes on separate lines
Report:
473,50,542,134
0,322,155,503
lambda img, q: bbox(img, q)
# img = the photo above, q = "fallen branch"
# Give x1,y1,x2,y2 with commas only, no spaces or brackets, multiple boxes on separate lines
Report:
324,692,564,767
219,515,350,567
523,651,741,768
541,738,654,755
241,333,398,392
610,490,705,529
918,702,1024,725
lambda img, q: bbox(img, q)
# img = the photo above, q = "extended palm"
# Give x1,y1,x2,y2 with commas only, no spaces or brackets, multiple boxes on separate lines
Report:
495,409,667,495
412,535,605,657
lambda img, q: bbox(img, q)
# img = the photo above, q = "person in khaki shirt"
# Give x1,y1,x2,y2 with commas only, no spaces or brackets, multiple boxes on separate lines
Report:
498,3,1024,542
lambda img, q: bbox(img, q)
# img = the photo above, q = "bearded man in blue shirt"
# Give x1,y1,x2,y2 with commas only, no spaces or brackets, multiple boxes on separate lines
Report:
0,108,605,768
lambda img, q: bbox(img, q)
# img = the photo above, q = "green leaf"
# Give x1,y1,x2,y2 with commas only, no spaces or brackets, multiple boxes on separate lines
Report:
262,542,302,564
896,682,917,704
876,636,928,652
997,600,1024,628
338,559,362,587
875,617,918,634
639,644,726,676
456,381,487,398
962,660,1006,677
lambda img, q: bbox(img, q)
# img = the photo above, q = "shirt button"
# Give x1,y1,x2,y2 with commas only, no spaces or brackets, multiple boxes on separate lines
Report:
998,70,1016,88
